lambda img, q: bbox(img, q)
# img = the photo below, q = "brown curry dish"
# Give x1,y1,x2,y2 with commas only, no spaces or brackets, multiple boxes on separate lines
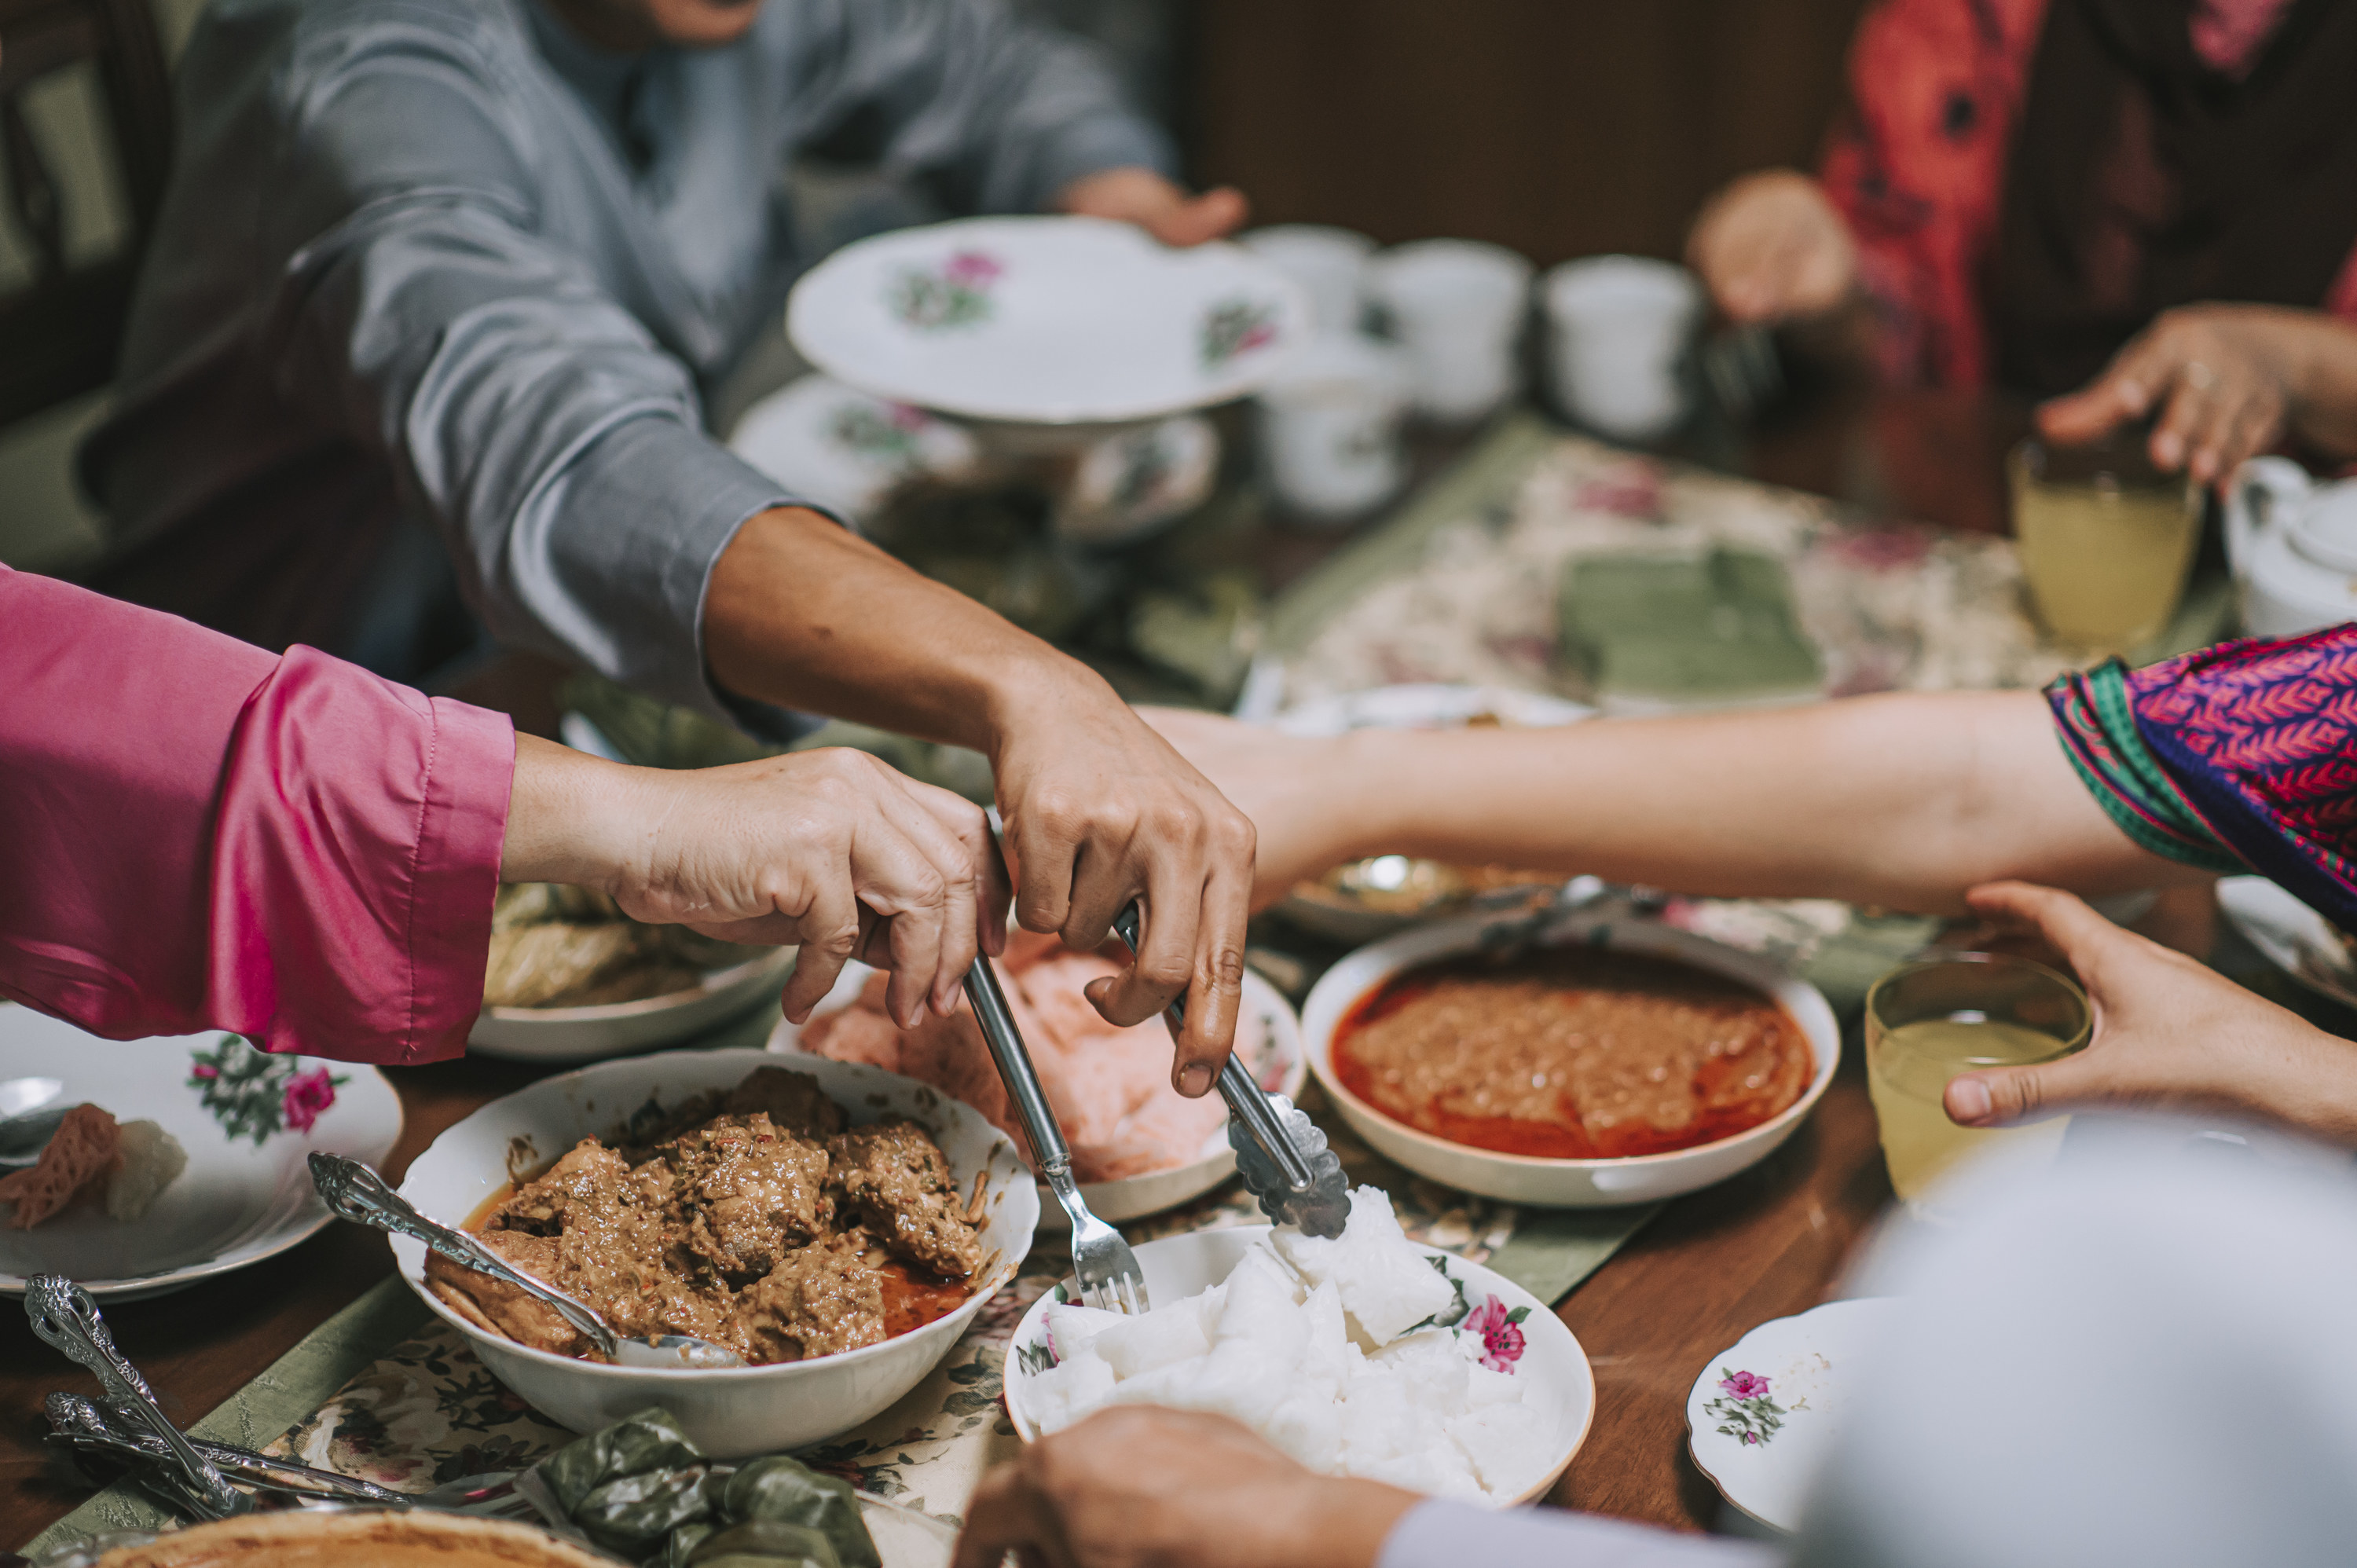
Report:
427,1067,986,1366
1332,948,1814,1161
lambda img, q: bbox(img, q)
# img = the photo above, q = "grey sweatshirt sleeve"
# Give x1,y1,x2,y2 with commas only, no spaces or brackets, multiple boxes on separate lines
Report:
786,0,1175,215
262,36,793,719
1377,1502,1784,1568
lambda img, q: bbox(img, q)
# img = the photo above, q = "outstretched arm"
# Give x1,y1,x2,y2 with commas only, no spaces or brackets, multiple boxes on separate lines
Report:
1148,691,2200,915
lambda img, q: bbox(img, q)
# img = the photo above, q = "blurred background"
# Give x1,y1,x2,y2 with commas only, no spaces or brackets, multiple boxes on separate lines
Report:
0,0,1868,573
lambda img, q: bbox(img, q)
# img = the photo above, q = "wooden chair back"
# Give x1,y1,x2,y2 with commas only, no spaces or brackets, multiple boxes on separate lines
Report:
0,0,170,430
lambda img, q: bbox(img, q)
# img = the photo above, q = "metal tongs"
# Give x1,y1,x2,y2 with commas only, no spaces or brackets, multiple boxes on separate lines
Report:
1112,905,1349,1238
966,958,1151,1313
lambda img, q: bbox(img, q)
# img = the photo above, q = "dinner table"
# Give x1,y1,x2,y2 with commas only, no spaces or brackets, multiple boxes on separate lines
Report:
0,376,2042,1553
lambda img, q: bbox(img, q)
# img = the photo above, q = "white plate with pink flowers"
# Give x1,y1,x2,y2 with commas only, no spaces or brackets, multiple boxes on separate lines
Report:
1684,1296,1896,1533
0,1003,403,1300
787,215,1308,430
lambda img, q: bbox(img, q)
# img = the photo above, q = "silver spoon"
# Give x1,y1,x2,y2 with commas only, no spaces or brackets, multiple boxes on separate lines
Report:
0,1075,68,1171
306,1154,746,1369
25,1277,253,1520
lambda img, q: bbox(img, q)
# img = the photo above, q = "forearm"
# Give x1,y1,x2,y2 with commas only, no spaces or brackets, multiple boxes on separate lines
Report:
1329,691,2194,913
703,505,1108,763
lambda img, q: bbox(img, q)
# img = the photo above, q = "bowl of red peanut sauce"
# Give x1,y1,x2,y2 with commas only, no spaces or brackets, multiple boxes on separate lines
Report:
1301,910,1839,1206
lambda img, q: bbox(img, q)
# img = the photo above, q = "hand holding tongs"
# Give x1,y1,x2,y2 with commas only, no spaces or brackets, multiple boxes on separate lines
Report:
1111,905,1349,1238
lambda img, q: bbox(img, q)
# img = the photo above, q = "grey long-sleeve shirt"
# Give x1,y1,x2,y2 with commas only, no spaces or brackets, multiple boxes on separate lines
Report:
81,0,1168,711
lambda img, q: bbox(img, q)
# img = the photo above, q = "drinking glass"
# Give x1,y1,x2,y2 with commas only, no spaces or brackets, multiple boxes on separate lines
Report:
1865,954,2091,1213
2009,436,2200,653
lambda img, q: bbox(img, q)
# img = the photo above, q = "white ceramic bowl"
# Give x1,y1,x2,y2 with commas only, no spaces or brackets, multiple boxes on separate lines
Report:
787,215,1308,429
1299,910,1841,1207
772,966,1307,1230
467,947,795,1064
1003,1224,1596,1506
392,1049,1037,1457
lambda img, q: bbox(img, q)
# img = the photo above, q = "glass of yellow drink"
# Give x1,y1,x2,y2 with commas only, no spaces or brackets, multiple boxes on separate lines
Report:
2009,436,2200,654
1865,954,2091,1214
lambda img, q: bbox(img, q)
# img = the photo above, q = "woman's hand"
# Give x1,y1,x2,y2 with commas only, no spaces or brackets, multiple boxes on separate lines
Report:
951,1408,1414,1568
1138,708,1369,911
501,737,1006,1031
1058,167,1248,248
1944,881,2357,1147
1686,169,1859,324
2036,305,2357,486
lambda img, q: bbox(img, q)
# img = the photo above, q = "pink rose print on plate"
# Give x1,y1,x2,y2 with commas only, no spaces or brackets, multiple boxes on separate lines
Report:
890,249,1005,331
282,1065,340,1134
1464,1293,1530,1373
1704,1365,1787,1446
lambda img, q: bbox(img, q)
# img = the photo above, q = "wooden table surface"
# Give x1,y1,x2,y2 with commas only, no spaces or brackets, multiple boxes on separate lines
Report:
1,379,1971,1552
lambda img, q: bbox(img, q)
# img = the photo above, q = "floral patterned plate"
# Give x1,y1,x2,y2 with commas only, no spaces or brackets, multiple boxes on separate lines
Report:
0,1004,402,1300
728,373,981,525
786,215,1308,429
1683,1296,1895,1533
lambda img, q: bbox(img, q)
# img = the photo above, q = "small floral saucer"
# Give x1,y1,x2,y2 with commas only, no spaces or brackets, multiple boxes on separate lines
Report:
0,1004,403,1299
1683,1296,1894,1533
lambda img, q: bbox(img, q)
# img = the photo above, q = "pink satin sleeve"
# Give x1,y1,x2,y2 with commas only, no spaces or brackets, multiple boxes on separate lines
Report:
0,565,514,1064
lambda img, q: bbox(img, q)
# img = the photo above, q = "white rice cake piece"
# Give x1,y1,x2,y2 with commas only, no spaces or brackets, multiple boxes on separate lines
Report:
105,1120,186,1222
1296,1282,1357,1394
1461,1361,1527,1409
1042,1302,1127,1363
1215,1248,1310,1361
1336,1365,1420,1467
1447,1401,1551,1497
1372,1328,1471,1416
1093,1293,1214,1379
1345,1439,1486,1502
1262,1390,1345,1472
1273,1189,1453,1348
1025,1346,1117,1433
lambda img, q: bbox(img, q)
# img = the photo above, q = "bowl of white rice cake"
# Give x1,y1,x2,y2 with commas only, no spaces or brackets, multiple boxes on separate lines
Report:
1004,1187,1595,1504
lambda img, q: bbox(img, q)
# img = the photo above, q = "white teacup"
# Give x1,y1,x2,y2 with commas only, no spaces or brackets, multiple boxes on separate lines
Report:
1364,239,1534,424
1255,335,1412,522
1543,255,1703,441
1240,224,1377,338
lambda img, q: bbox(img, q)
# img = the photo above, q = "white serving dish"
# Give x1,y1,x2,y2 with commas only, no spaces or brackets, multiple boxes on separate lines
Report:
0,1006,404,1301
467,947,795,1064
1299,910,1841,1207
2217,875,2357,1011
771,964,1307,1230
787,215,1307,430
1684,1296,1894,1533
1002,1224,1596,1506
391,1049,1036,1457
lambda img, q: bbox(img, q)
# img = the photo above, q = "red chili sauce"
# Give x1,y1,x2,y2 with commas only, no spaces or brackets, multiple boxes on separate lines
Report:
1331,948,1813,1160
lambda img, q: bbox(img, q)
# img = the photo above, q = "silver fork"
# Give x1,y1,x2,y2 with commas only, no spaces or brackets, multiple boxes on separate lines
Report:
964,956,1149,1314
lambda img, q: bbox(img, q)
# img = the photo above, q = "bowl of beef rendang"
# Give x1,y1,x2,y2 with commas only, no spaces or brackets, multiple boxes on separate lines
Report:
392,1049,1036,1456
1300,913,1838,1206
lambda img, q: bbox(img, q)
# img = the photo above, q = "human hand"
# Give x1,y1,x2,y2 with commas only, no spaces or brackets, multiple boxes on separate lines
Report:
1139,707,1369,911
990,683,1255,1095
1944,881,2357,1147
1058,166,1249,247
951,1408,1414,1568
502,738,1006,1031
2033,305,2324,486
1686,169,1857,324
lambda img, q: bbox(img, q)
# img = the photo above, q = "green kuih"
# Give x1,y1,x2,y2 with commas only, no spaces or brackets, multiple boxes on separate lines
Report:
526,1408,881,1568
721,1456,883,1568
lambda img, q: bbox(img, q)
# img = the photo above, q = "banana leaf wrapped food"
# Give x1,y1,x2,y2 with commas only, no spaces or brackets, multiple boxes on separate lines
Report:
485,884,766,1009
527,1409,881,1568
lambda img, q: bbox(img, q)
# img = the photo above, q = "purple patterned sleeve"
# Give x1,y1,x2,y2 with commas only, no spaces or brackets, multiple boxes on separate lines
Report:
1376,1501,1782,1568
2121,625,2357,935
